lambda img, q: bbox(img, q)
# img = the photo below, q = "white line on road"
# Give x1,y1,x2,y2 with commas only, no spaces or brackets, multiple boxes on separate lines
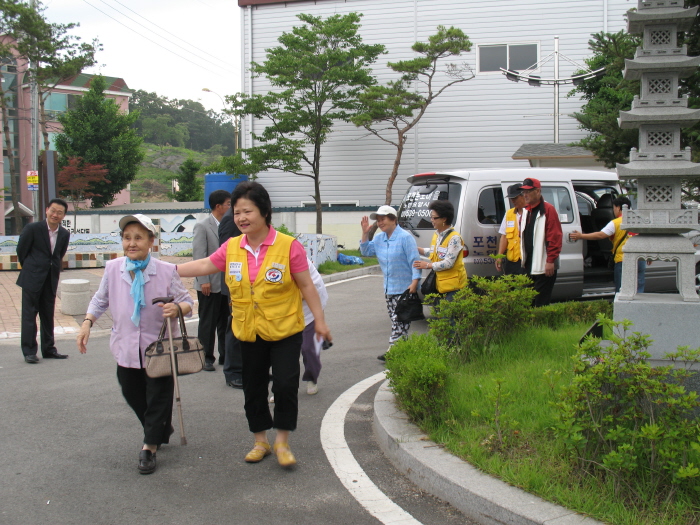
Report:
320,372,423,525
325,274,381,287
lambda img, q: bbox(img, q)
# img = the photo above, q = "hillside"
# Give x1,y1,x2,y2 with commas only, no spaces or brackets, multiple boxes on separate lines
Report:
130,143,224,203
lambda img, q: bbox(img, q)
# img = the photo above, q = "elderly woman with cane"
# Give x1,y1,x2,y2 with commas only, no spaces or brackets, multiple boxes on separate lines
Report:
177,181,331,469
77,214,193,475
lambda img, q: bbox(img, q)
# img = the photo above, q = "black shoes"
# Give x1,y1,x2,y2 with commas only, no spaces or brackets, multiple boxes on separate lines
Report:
138,450,156,475
203,361,215,372
43,351,68,359
24,355,39,364
227,378,243,389
377,353,387,361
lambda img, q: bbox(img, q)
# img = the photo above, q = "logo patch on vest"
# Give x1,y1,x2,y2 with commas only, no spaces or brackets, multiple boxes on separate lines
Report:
265,268,283,283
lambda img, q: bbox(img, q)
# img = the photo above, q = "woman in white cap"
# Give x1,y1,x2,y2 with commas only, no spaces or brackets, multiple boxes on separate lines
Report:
76,214,193,475
360,205,421,361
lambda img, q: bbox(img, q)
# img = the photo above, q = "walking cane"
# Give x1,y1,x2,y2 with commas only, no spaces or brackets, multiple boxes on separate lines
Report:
152,297,187,445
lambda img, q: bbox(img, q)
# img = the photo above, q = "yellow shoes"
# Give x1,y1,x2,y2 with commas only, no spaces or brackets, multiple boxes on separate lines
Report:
274,442,297,468
244,441,271,463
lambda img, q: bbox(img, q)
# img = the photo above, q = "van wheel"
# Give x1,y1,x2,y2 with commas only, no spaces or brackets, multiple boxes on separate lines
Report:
696,263,700,295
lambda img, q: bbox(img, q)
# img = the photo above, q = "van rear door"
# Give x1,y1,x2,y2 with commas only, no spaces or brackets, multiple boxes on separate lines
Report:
500,181,584,301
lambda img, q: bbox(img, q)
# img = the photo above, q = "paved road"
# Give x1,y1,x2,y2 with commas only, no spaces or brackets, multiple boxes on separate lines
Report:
0,274,474,525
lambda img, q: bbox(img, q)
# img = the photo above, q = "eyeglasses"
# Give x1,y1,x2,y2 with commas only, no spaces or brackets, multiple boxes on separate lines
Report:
430,216,442,221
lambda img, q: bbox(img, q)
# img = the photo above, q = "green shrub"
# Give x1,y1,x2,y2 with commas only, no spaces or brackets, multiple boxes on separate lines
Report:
531,300,612,329
275,223,296,237
385,334,450,423
553,316,700,502
428,274,536,360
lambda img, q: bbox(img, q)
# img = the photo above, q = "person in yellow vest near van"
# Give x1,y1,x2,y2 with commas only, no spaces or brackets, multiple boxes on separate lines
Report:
570,195,646,293
495,184,527,275
413,201,468,300
177,181,331,469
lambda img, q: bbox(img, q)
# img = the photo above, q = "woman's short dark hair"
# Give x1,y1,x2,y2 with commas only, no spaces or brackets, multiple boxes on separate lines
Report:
428,200,454,225
231,181,272,226
613,196,632,210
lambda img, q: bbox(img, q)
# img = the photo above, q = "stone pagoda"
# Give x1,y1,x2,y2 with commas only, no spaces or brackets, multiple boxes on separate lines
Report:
613,0,700,367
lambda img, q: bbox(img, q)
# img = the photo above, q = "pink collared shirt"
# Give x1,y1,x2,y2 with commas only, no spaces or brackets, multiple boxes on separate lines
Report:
210,226,308,282
47,223,59,253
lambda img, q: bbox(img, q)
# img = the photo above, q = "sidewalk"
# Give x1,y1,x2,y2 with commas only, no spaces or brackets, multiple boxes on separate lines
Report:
0,256,197,340
0,257,380,340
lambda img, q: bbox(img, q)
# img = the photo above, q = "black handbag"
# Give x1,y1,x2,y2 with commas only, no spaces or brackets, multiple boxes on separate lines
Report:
420,270,438,296
144,304,205,378
395,290,425,323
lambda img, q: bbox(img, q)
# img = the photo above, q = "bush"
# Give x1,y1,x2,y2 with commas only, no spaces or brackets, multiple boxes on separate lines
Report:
553,316,700,502
385,334,450,423
531,300,612,329
428,274,536,360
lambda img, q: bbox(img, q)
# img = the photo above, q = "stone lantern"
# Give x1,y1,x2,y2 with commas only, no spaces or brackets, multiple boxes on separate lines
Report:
613,0,700,367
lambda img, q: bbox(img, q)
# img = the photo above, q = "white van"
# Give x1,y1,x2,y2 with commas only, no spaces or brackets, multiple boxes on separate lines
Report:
397,168,687,302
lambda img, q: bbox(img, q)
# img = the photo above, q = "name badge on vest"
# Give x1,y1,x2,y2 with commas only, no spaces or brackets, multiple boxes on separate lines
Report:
229,261,243,282
265,268,283,283
437,246,448,259
507,220,515,228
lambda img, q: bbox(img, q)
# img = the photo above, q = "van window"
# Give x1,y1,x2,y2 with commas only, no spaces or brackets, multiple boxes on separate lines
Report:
399,182,462,230
541,186,574,224
478,187,505,225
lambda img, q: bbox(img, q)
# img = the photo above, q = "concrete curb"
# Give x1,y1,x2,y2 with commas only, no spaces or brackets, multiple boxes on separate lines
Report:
322,264,381,283
372,380,603,525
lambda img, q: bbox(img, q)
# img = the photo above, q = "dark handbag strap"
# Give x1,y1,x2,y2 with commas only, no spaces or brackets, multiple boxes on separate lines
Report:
611,232,629,259
153,303,191,353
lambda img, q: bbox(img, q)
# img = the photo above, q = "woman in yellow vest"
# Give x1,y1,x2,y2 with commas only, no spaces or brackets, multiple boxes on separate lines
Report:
177,182,331,469
413,201,468,300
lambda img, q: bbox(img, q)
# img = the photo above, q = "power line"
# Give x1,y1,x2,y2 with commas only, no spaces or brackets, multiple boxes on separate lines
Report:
106,0,235,68
81,0,230,79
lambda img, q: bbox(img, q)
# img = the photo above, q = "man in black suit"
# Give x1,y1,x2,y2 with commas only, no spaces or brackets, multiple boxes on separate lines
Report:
16,198,71,363
218,208,243,388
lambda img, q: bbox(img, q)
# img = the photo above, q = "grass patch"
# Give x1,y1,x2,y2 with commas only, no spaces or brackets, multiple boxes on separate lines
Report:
407,324,700,525
317,249,378,274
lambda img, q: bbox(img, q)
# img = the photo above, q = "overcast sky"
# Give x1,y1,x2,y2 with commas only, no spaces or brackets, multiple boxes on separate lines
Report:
44,0,243,112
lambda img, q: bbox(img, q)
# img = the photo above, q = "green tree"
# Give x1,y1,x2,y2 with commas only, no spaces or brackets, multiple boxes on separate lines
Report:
173,157,203,202
10,1,100,153
568,31,640,169
142,114,189,149
230,12,386,233
352,26,473,205
55,75,144,207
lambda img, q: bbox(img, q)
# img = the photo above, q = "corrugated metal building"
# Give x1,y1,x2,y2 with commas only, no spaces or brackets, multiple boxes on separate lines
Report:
238,0,630,209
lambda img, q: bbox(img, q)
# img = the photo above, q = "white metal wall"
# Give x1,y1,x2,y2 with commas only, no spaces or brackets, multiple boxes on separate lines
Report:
240,0,631,213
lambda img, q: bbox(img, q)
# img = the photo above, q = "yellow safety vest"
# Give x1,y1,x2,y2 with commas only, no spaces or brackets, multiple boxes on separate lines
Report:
610,216,629,264
504,207,521,262
429,230,468,293
225,232,304,342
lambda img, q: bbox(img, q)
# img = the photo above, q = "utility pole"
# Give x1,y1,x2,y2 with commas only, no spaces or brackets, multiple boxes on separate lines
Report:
29,0,40,220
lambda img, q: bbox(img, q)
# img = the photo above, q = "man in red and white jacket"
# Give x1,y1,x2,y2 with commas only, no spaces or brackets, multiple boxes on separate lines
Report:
518,178,562,306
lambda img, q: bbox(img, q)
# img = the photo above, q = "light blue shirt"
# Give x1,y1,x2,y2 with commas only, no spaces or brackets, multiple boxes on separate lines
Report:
360,225,421,295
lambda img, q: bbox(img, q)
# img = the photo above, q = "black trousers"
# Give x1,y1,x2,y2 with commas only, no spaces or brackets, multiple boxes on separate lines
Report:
503,259,526,276
529,271,557,307
21,282,57,357
241,332,303,433
223,314,243,383
116,366,174,445
196,291,228,364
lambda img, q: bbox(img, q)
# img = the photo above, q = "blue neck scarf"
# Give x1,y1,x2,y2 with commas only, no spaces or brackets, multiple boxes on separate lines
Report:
125,255,151,326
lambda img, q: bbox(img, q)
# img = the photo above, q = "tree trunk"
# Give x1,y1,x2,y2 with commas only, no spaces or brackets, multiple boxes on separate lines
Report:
0,94,24,234
385,131,406,206
314,174,323,234
39,93,50,152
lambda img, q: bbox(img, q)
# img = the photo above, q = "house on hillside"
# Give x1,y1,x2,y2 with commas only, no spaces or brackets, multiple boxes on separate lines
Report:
0,41,133,234
237,0,625,220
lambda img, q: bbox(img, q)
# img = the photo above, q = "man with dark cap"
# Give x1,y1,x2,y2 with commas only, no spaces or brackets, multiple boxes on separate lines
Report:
518,178,562,306
495,184,526,275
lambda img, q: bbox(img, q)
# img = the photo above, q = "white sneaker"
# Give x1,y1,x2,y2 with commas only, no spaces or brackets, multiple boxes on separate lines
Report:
268,393,275,403
306,381,318,395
